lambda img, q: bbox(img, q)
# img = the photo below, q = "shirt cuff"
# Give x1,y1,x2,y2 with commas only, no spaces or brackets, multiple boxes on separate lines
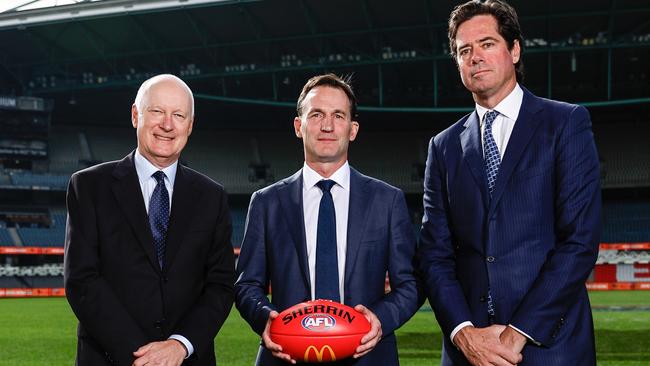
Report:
450,321,474,346
508,324,541,346
169,334,194,359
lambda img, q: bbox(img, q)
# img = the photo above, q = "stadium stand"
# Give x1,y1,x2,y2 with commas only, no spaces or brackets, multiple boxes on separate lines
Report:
595,124,650,189
43,124,650,195
9,172,69,190
1,0,649,299
48,126,84,174
82,126,135,162
17,227,65,247
602,202,650,243
230,208,247,248
0,227,15,246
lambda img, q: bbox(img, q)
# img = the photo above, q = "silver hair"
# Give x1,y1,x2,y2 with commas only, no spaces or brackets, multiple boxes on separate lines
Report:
133,74,195,118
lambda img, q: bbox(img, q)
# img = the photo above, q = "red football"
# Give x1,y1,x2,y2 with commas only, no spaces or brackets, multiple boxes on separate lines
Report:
270,299,371,363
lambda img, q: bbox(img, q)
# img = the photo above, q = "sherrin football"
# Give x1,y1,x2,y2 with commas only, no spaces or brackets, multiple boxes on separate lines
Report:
270,299,371,363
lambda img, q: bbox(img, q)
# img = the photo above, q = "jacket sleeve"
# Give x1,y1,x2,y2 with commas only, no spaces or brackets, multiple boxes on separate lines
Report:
171,187,235,358
368,189,422,336
508,105,601,346
64,173,150,366
234,191,276,335
417,137,474,337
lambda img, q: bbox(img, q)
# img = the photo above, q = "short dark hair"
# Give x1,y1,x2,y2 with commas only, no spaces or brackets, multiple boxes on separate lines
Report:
448,0,524,82
296,73,358,119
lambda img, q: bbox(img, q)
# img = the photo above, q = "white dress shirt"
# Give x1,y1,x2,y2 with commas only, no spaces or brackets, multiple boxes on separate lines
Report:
134,149,193,358
475,83,523,159
450,84,537,345
301,162,351,302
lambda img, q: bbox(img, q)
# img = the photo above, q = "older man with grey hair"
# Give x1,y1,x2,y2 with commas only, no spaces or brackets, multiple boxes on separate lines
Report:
65,74,235,366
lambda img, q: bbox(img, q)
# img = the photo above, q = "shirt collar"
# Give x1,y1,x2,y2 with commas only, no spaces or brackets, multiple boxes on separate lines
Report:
302,161,350,191
134,149,178,187
475,83,523,124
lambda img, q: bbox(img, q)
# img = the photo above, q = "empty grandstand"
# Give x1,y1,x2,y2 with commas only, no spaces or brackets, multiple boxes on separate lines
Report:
0,0,648,299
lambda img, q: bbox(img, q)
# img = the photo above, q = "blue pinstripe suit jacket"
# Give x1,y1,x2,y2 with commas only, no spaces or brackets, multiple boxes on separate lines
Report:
419,88,601,365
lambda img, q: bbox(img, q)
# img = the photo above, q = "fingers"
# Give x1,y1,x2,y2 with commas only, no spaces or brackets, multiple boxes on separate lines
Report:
270,350,296,364
262,310,296,364
353,304,382,359
262,311,282,351
132,340,186,366
261,332,282,352
133,342,154,357
456,325,522,366
489,324,507,335
359,318,381,344
489,343,522,366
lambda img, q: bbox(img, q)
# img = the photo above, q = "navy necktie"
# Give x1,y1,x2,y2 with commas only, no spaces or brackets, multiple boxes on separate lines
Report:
149,171,169,268
483,110,501,197
315,179,340,302
483,111,500,318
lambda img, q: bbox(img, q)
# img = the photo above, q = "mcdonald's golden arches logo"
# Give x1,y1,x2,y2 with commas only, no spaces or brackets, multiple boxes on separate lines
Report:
304,344,336,362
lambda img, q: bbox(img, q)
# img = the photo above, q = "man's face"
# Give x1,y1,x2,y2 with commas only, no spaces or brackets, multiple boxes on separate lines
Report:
132,79,194,168
455,14,520,103
294,86,359,166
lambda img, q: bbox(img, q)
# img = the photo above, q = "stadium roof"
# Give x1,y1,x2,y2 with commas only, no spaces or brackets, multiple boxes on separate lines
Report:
0,0,103,14
0,0,647,126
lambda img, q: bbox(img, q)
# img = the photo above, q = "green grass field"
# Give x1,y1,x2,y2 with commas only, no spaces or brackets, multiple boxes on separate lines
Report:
0,291,648,365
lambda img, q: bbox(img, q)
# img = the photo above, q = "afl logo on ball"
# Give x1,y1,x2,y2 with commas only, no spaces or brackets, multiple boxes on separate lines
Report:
301,314,335,331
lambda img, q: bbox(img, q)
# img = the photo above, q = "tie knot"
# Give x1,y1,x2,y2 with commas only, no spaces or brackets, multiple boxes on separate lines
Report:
152,171,166,184
316,179,336,193
484,110,499,128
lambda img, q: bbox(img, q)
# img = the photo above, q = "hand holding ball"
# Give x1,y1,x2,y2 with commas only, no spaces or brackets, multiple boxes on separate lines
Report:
270,299,371,363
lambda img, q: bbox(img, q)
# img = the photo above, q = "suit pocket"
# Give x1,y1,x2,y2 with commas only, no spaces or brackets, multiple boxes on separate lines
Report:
361,228,386,243
511,164,552,183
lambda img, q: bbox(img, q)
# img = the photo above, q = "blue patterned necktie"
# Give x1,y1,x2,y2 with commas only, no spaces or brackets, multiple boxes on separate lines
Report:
149,171,169,268
483,110,501,197
315,179,340,302
483,110,500,318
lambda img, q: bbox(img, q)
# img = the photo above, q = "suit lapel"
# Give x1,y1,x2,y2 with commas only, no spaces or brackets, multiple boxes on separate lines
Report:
460,112,489,210
344,168,372,301
111,152,160,272
278,171,311,291
163,165,199,272
489,89,544,215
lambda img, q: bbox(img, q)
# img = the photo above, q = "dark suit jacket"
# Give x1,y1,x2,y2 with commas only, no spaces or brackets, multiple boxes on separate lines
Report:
64,152,235,366
418,88,601,365
235,167,419,365
419,90,601,366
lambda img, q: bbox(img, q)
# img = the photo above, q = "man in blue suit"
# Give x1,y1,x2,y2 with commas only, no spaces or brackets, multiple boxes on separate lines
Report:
418,1,601,365
235,74,419,365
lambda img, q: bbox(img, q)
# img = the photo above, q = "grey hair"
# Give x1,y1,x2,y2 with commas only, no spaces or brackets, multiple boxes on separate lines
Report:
134,74,195,118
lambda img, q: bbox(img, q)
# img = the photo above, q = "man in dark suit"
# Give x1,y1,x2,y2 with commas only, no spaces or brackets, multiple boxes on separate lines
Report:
64,74,235,366
235,74,419,365
418,1,601,365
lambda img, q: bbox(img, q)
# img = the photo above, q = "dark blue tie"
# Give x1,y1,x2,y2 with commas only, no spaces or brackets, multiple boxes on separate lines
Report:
315,180,339,302
483,111,500,318
149,171,169,268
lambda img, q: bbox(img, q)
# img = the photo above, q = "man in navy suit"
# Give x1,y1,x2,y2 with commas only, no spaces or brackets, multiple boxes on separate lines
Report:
235,74,419,365
418,1,601,365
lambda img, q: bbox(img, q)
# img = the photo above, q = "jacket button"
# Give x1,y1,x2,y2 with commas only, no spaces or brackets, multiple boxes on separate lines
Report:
479,296,487,302
486,256,495,263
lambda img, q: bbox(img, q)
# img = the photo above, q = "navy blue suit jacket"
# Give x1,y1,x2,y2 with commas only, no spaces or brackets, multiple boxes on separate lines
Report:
235,167,419,365
418,88,601,365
